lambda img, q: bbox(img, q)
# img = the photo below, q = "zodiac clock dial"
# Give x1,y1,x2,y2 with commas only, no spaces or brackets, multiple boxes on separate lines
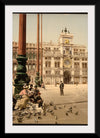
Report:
64,60,70,65
64,58,72,68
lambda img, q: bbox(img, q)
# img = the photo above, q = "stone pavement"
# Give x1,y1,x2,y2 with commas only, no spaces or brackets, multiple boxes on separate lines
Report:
13,84,88,125
40,84,88,105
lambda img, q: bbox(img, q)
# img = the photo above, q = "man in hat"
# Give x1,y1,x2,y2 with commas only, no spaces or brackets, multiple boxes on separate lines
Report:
19,83,29,96
33,85,43,107
59,81,64,96
28,84,34,91
28,85,35,103
34,85,39,93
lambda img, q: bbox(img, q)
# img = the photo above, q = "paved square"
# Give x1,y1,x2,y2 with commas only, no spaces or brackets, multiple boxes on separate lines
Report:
13,84,88,125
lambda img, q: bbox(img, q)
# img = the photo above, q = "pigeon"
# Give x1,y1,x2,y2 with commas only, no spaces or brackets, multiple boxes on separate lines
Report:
59,107,62,109
55,115,58,120
33,112,37,116
67,109,72,113
34,118,38,124
70,110,72,113
51,111,54,115
38,112,41,115
63,105,66,108
17,117,23,122
43,111,46,116
49,101,54,106
46,109,49,112
21,111,27,116
73,105,76,108
75,111,79,115
26,112,31,118
66,112,68,116
54,105,57,110
69,107,72,110
38,116,42,119
49,109,53,113
68,107,73,113
25,111,28,114
55,121,57,124
13,116,15,120
18,111,22,116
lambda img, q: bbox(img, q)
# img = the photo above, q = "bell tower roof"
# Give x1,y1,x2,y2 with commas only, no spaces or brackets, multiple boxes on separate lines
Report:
64,27,67,33
58,27,73,45
60,28,73,38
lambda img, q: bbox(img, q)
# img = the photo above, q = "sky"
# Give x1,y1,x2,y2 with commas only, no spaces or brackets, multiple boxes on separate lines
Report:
13,13,88,47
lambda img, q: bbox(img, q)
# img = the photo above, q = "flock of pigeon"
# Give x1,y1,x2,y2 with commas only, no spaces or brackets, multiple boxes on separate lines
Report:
13,101,79,124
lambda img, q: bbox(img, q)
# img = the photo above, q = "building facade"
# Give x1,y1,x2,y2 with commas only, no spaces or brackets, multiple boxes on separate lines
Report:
13,29,88,85
42,41,63,85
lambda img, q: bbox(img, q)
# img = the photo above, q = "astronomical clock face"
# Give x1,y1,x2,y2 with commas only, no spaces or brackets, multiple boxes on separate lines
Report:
64,58,72,68
64,39,69,44
64,60,70,65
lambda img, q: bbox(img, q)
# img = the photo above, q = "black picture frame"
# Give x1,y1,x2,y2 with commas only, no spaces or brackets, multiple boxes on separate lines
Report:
1,0,99,136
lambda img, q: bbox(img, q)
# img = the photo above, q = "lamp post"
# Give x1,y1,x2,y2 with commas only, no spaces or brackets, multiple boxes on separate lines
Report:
40,14,43,84
14,14,30,94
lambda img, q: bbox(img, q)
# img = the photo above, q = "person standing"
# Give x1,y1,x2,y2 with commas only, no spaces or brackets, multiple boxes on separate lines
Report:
41,82,45,89
59,81,64,96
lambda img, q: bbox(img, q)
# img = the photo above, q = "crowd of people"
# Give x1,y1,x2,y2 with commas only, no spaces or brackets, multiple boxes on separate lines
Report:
13,81,64,111
13,84,44,111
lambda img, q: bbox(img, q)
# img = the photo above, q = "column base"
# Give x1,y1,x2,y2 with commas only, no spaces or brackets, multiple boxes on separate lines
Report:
14,55,30,95
40,76,43,85
35,72,41,87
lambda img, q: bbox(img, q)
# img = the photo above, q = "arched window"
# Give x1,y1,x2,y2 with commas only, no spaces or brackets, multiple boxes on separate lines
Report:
33,53,36,59
26,52,28,58
26,65,28,71
29,64,31,70
29,53,32,59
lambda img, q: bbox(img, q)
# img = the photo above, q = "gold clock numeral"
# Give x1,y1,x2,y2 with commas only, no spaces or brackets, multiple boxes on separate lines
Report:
65,39,69,44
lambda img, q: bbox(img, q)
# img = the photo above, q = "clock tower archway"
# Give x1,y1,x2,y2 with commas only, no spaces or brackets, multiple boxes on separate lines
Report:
63,70,71,84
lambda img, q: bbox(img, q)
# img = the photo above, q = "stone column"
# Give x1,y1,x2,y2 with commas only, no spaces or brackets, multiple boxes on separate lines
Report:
51,56,54,74
60,56,63,75
43,55,45,75
18,14,26,55
51,56,55,85
71,57,74,84
80,58,82,84
35,14,41,87
28,64,29,71
40,14,43,84
37,14,39,73
14,14,30,95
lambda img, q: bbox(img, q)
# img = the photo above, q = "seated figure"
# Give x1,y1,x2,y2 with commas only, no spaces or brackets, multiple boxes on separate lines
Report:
14,84,30,110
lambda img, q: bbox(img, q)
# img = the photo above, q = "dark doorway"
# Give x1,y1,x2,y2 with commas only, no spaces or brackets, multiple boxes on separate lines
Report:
64,70,71,84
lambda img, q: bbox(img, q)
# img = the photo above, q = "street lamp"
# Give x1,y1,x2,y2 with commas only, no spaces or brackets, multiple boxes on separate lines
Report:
14,14,30,95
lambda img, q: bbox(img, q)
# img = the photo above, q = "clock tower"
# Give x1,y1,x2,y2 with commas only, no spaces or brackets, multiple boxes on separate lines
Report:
59,28,73,84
